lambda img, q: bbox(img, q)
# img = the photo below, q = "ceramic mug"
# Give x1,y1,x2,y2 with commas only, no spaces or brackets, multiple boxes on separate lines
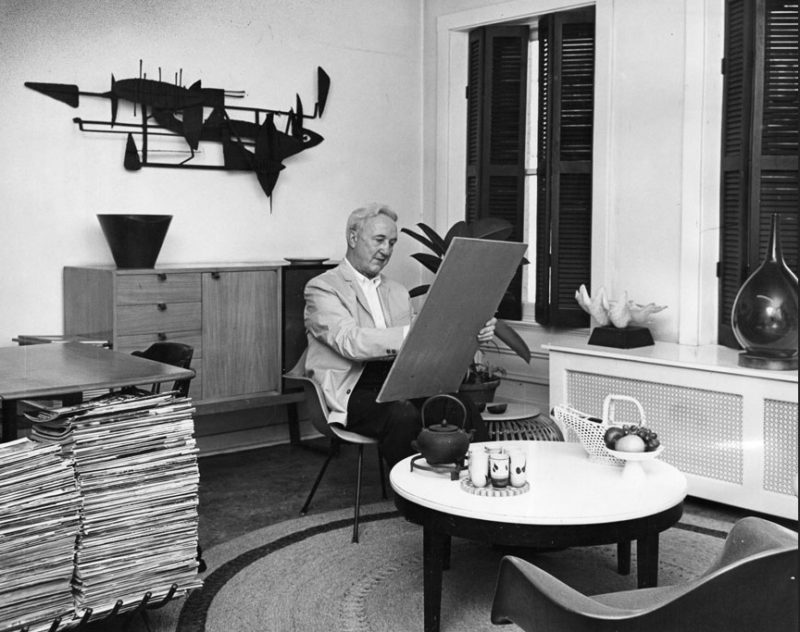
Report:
508,448,527,487
489,452,510,488
468,447,489,487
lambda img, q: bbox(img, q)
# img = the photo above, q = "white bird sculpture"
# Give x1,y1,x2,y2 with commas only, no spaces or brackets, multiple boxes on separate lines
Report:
575,285,667,329
628,301,668,325
608,291,632,328
575,284,610,326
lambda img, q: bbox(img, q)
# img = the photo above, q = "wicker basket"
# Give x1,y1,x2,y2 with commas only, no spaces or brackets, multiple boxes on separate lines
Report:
553,395,648,465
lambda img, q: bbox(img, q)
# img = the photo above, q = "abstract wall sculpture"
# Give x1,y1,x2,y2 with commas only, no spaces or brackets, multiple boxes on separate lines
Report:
25,62,331,202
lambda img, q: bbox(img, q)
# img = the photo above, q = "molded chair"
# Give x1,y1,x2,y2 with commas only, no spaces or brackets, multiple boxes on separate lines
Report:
284,372,387,543
490,516,799,632
129,342,195,398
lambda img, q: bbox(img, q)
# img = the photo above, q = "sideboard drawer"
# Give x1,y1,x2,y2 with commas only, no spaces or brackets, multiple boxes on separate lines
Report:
116,273,201,304
114,331,203,357
116,303,202,335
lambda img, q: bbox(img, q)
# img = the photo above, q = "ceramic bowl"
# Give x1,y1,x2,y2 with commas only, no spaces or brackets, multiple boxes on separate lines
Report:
605,445,665,461
486,403,508,414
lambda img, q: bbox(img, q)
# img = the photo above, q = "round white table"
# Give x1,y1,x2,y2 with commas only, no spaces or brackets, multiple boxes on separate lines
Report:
390,441,687,632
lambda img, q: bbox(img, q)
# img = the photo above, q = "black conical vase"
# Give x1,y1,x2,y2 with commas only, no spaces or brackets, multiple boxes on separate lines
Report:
731,213,798,370
97,214,172,269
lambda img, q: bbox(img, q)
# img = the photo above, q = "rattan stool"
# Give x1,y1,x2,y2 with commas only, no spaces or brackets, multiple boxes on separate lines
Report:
482,403,564,441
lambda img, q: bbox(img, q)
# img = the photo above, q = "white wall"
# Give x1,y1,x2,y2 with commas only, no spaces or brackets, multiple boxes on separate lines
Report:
422,0,724,346
0,0,423,346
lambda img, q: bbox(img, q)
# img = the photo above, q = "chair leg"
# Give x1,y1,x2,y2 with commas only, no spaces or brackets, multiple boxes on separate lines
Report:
352,444,365,543
300,439,337,515
377,449,388,500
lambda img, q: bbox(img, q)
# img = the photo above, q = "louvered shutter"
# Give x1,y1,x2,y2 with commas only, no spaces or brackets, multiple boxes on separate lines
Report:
718,0,799,348
466,26,529,320
535,8,595,327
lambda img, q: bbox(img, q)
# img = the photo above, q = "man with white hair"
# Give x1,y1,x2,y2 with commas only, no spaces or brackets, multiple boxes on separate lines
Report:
296,203,495,467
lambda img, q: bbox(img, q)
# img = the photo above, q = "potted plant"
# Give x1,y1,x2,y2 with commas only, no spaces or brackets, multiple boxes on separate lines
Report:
458,348,507,408
402,217,531,406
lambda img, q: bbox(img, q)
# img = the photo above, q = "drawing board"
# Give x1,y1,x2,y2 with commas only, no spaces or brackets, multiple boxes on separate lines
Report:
376,237,527,403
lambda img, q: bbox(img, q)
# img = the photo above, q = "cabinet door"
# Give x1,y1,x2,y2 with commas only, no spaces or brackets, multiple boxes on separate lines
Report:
202,270,280,399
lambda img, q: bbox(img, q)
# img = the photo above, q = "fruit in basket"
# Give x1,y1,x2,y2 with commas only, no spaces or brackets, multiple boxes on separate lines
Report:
603,426,626,447
604,424,661,452
613,434,646,453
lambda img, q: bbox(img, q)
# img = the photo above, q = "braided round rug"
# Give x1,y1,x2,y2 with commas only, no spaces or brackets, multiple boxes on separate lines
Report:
142,501,730,632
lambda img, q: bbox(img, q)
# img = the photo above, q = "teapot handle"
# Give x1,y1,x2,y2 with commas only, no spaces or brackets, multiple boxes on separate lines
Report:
420,393,468,429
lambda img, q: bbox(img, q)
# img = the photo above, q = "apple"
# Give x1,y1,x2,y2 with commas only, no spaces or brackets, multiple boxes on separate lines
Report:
613,434,646,453
603,426,626,448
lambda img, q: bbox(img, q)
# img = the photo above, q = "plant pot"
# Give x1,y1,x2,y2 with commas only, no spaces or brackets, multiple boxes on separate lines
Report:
97,214,172,269
458,378,500,410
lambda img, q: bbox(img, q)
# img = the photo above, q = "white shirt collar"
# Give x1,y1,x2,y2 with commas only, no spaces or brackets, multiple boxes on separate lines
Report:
344,258,386,328
345,257,382,289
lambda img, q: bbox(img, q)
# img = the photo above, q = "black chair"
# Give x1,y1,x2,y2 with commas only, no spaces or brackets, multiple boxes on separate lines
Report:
490,516,799,632
284,370,387,543
129,342,195,398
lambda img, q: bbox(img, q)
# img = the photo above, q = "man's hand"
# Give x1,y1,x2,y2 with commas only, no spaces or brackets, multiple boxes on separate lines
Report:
477,317,497,343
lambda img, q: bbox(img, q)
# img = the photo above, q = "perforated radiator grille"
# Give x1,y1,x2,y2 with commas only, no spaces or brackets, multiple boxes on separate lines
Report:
763,399,798,495
565,371,744,484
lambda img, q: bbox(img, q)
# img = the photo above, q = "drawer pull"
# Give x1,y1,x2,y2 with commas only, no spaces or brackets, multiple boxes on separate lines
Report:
157,273,167,281
211,271,221,280
157,303,167,311
158,332,167,341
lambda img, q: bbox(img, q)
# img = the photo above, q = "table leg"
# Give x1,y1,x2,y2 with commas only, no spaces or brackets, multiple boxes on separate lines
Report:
617,540,631,575
423,527,448,632
1,399,18,442
636,533,660,588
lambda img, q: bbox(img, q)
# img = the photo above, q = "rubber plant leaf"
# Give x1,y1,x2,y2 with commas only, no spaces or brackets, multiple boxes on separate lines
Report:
494,319,531,363
444,221,470,248
416,223,448,256
410,252,442,274
400,227,439,254
409,284,430,298
467,217,514,240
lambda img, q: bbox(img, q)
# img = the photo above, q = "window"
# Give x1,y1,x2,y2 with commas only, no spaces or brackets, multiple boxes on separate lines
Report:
466,8,595,327
717,0,799,348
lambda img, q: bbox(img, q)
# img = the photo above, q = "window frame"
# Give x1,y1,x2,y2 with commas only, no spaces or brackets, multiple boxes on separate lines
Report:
431,1,724,346
432,0,613,329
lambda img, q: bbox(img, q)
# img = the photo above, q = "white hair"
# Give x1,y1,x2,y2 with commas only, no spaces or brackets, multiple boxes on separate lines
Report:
346,203,398,240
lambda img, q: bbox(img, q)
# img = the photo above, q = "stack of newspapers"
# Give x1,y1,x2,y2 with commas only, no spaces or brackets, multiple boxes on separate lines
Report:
26,392,202,621
0,439,81,632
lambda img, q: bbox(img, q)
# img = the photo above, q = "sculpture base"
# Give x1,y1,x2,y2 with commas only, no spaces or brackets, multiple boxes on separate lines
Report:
738,352,798,371
588,325,654,349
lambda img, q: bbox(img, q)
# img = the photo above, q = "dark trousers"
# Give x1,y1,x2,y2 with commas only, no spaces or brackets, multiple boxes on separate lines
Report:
346,361,487,468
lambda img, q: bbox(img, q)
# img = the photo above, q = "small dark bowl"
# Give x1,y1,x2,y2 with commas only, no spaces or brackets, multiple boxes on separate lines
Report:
487,403,507,414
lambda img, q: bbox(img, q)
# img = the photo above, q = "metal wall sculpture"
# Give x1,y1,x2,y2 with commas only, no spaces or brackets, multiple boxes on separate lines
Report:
25,62,331,201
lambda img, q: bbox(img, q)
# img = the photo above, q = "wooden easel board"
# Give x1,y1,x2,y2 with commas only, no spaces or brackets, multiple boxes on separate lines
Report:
376,237,527,403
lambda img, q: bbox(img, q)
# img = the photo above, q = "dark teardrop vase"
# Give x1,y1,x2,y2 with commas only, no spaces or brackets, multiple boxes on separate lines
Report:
731,213,798,370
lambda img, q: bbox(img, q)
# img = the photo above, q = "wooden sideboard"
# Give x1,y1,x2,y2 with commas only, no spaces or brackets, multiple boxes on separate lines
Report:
547,339,798,519
63,263,331,422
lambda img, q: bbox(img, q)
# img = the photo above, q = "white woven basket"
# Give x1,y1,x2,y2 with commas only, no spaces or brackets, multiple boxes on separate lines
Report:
553,395,648,465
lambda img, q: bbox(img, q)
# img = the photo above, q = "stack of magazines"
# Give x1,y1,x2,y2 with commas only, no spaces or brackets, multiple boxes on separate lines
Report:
0,439,81,632
26,392,202,621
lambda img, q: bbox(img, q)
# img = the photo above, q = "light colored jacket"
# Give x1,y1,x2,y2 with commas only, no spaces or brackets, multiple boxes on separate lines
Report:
294,262,412,425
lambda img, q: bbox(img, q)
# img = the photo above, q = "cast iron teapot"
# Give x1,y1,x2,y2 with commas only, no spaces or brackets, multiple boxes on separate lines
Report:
412,394,471,465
